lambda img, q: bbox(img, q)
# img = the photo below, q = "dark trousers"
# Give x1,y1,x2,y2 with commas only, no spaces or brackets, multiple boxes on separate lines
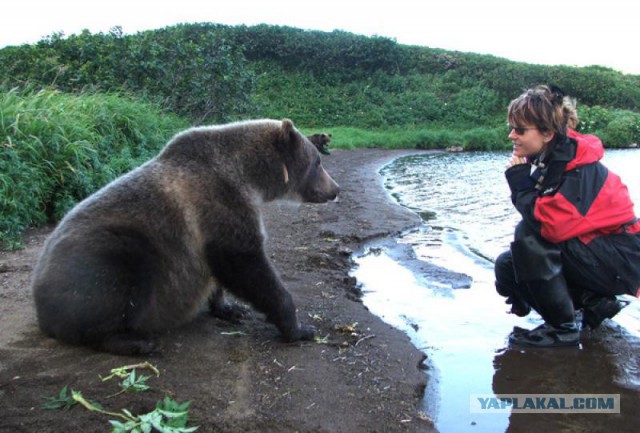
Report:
495,222,632,315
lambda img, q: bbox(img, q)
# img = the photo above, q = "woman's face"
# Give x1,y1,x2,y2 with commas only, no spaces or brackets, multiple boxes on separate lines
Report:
508,122,554,158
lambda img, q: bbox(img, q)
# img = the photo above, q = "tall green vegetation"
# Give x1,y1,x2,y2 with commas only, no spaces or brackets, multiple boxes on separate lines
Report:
0,25,254,123
0,87,187,249
1,23,639,247
1,23,639,145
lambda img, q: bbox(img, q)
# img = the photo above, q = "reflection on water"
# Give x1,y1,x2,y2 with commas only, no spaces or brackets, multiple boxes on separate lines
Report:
355,245,530,432
352,150,640,433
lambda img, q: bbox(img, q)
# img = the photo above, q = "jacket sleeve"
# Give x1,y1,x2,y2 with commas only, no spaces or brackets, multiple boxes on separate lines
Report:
534,166,637,243
505,164,542,235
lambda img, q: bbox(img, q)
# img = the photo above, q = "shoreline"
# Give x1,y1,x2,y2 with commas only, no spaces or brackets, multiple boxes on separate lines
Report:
3,148,638,433
0,148,437,433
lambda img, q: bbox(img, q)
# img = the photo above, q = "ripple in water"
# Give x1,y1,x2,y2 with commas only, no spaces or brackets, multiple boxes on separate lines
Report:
353,150,640,433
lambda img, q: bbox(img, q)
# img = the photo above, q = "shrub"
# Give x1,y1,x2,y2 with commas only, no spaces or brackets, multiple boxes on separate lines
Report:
413,130,457,150
0,87,187,249
577,105,612,134
462,128,504,151
600,111,640,147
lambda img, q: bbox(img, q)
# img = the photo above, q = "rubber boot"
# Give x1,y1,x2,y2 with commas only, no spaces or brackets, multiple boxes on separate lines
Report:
508,275,580,347
508,236,579,347
580,291,630,329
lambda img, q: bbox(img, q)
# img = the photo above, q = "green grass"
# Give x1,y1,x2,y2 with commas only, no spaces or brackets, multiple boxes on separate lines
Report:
1,86,513,250
303,125,511,151
0,87,188,249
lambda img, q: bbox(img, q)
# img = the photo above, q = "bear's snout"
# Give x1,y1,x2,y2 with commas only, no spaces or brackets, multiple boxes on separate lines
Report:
306,167,339,203
321,181,340,202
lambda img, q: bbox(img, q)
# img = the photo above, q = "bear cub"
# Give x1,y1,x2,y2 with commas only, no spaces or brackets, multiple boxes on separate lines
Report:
32,119,339,355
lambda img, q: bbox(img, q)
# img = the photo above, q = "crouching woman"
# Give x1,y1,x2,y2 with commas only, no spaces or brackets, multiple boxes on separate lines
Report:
495,85,640,347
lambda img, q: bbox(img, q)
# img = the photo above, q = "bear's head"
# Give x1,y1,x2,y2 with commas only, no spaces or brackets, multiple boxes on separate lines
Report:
157,118,339,205
277,120,339,203
307,133,332,155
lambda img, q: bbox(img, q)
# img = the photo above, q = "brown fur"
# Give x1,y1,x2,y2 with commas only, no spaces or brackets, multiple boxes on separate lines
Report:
307,133,332,155
32,119,339,354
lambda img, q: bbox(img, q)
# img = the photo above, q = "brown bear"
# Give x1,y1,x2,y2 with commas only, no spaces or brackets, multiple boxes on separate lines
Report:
32,119,339,355
307,133,332,155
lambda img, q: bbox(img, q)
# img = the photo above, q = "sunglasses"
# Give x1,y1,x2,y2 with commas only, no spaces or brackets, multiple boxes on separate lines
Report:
508,124,536,135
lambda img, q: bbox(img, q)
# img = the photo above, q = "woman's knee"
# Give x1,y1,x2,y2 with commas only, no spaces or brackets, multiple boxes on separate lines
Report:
495,251,516,296
495,251,514,280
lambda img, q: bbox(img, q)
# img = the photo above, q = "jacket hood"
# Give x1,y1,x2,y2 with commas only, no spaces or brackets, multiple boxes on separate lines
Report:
566,128,604,170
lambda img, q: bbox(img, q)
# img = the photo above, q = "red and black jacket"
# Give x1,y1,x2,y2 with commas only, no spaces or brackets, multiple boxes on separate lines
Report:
506,129,640,244
506,129,640,296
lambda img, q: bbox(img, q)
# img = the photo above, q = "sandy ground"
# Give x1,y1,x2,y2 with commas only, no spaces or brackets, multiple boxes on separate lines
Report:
0,149,435,433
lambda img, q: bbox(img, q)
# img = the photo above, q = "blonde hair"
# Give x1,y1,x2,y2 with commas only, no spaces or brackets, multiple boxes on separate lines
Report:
508,85,578,135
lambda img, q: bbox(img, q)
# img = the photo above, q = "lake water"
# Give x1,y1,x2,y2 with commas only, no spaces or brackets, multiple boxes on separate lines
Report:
352,149,640,432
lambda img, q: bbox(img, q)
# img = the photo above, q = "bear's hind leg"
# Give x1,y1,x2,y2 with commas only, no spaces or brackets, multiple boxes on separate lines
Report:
33,244,163,355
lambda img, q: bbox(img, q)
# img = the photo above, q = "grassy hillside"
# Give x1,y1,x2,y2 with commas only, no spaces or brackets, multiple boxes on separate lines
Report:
1,23,639,149
1,23,640,247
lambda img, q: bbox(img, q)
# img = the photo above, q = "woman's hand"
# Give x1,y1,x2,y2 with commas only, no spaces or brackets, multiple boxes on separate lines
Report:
505,153,528,169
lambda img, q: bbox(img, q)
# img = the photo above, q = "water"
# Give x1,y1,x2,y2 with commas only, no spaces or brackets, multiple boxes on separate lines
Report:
352,149,640,432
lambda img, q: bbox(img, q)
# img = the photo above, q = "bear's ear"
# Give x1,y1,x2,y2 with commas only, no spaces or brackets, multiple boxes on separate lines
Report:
278,118,298,149
281,119,295,139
